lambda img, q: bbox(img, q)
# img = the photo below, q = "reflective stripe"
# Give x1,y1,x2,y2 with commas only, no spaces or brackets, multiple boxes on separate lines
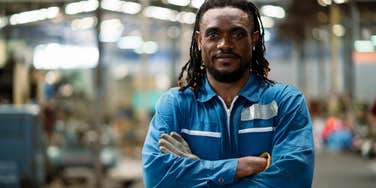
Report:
238,127,274,134
181,129,221,138
241,100,278,121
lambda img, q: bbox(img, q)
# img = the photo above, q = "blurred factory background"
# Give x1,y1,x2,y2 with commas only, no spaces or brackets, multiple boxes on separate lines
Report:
0,0,375,187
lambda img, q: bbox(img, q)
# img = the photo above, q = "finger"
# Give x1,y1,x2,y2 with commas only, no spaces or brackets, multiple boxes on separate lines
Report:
159,146,172,154
159,138,184,157
161,133,184,148
170,132,188,145
170,132,191,152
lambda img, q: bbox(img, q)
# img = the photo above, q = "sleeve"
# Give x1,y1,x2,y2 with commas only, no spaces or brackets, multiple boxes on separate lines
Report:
142,90,238,188
228,86,315,188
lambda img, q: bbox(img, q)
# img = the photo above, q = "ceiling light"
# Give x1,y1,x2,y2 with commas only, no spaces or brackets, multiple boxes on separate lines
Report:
65,0,99,15
101,0,141,14
332,24,345,37
34,43,99,69
260,16,274,28
176,11,196,24
354,40,374,53
143,6,177,22
260,5,285,19
166,0,190,7
191,0,205,9
10,7,59,25
71,16,96,31
100,19,124,43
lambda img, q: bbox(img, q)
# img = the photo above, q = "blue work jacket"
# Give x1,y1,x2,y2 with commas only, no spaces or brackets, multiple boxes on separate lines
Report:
142,73,315,187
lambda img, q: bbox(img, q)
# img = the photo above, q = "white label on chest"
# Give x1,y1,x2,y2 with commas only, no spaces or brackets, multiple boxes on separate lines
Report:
241,100,278,121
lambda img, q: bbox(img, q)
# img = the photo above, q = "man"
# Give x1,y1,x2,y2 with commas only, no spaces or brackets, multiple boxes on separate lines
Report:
142,0,315,187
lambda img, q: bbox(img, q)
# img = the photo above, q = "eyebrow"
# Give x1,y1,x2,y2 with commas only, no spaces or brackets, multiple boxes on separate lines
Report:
204,26,248,34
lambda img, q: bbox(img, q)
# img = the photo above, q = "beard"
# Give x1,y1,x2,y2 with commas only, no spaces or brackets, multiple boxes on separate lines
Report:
206,60,250,83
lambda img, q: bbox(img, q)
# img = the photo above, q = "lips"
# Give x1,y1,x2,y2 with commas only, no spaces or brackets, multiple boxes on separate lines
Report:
214,53,239,59
213,53,240,62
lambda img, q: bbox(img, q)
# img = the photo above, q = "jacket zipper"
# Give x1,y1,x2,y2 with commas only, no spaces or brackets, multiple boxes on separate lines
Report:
218,96,239,153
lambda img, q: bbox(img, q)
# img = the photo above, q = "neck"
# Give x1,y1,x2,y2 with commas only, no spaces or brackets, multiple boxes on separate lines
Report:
207,71,250,108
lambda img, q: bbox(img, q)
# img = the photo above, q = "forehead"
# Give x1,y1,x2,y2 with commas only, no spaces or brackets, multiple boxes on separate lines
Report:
200,7,252,31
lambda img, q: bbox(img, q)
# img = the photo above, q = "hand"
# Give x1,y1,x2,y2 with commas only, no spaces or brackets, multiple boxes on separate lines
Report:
235,156,267,179
159,132,200,160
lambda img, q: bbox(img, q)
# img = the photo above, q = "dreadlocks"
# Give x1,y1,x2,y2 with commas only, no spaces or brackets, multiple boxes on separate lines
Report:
178,0,272,92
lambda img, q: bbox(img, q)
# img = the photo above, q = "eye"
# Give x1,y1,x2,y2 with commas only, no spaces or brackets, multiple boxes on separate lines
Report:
232,30,246,39
206,31,219,40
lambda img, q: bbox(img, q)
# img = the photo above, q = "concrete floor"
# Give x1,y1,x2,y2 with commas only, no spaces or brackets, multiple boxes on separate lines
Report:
313,151,376,188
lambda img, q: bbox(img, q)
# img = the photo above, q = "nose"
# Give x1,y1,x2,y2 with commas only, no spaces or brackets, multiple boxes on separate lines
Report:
217,35,234,51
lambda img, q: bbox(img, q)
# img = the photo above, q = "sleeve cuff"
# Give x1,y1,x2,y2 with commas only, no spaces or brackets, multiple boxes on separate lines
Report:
206,158,238,186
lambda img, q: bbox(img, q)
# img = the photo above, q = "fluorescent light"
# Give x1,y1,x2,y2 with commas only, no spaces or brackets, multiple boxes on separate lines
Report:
191,0,205,9
71,16,96,31
101,0,141,15
0,17,8,28
333,0,347,4
120,1,142,14
10,7,59,25
33,43,99,69
143,6,178,22
65,0,99,15
264,29,271,42
317,0,332,6
354,40,374,52
117,36,143,49
260,16,274,28
166,0,190,7
100,19,124,43
134,41,159,54
260,5,285,19
371,35,376,46
176,11,196,24
332,24,345,37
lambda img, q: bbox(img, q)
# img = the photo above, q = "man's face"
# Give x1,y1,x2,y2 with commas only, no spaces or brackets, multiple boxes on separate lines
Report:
196,7,259,83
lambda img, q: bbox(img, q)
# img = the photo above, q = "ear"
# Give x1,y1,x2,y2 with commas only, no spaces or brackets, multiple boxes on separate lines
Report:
195,31,202,50
251,31,260,49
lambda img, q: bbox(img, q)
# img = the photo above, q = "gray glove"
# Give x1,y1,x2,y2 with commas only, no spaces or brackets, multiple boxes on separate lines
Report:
159,132,200,160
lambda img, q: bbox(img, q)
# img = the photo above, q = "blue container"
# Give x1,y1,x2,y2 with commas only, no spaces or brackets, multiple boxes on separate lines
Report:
0,105,45,188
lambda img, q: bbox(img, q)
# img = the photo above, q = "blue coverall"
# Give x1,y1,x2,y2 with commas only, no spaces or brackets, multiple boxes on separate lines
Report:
142,73,315,187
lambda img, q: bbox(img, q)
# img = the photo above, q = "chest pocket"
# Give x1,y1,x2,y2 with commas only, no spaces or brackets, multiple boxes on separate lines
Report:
180,122,221,160
238,119,274,157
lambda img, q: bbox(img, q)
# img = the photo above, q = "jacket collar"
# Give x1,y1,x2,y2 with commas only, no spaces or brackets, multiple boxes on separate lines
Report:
197,72,261,103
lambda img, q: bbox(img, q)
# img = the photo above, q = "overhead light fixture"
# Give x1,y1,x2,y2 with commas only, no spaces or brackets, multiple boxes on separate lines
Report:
260,5,286,19
165,0,190,7
65,0,99,15
354,40,374,53
176,12,196,24
100,19,124,43
117,36,143,49
101,0,141,15
71,16,96,31
317,0,332,6
333,0,347,4
260,16,274,28
0,17,8,28
33,43,99,69
264,29,272,42
143,6,178,22
371,35,376,46
10,7,59,25
134,41,159,54
332,24,345,37
191,0,205,9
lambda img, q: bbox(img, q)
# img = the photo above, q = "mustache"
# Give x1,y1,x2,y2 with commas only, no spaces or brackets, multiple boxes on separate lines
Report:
213,51,241,59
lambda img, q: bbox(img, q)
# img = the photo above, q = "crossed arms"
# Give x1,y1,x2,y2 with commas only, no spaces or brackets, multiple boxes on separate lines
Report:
142,89,315,188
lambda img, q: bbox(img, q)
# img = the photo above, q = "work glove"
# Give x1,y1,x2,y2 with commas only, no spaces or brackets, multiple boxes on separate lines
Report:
159,132,200,160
